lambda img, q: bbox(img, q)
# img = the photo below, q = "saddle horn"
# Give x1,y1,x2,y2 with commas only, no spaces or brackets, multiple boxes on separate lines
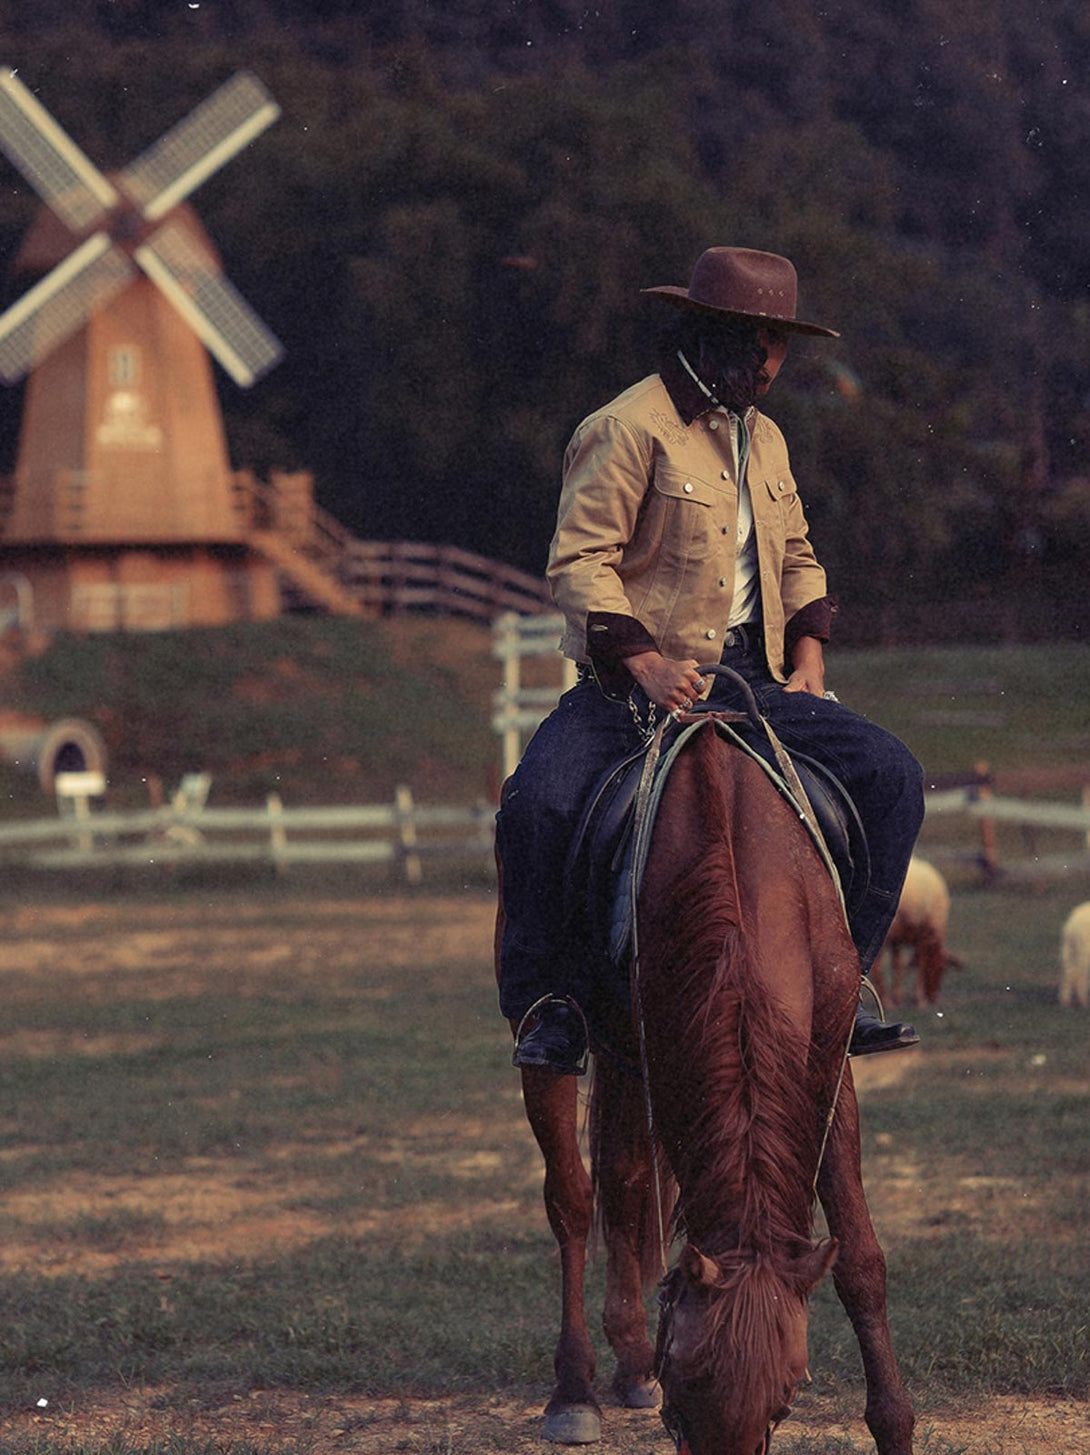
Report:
694,663,763,728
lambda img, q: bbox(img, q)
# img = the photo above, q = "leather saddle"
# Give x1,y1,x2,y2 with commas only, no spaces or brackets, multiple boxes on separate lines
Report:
565,709,871,973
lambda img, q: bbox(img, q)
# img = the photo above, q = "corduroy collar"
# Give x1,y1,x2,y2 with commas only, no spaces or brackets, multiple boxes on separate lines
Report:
659,350,757,433
658,348,715,424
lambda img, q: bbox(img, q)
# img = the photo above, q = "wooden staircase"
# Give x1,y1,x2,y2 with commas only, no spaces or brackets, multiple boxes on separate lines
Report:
248,528,365,617
237,470,553,623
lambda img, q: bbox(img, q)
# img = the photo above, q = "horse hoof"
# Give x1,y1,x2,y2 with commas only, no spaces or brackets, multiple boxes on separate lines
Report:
615,1374,661,1409
544,1402,602,1443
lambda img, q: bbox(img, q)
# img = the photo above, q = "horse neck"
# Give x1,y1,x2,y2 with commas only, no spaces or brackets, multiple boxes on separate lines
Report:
639,727,821,1260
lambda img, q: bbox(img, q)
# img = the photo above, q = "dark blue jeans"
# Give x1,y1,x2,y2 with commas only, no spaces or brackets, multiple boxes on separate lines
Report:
495,637,924,1021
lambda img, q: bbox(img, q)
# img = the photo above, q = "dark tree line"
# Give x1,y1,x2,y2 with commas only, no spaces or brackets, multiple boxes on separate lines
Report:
0,1,1086,642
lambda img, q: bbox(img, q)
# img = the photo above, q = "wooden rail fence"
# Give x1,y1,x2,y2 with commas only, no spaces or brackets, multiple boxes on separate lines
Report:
342,541,553,621
0,774,1087,884
0,786,496,881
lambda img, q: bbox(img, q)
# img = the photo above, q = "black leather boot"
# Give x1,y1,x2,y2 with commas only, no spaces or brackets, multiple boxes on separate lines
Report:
512,996,589,1075
849,1004,920,1057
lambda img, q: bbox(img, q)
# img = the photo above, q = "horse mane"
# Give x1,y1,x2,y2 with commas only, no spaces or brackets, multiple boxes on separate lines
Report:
640,733,823,1259
673,1248,813,1432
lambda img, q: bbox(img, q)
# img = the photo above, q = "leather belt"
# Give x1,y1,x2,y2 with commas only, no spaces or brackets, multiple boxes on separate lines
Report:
720,622,763,655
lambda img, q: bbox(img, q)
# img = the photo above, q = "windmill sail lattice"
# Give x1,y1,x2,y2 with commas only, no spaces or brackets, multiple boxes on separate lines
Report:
0,68,283,386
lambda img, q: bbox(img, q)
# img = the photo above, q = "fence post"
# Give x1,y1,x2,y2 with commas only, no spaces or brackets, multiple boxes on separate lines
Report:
972,760,997,877
267,791,288,873
395,783,422,885
55,770,106,856
496,613,522,782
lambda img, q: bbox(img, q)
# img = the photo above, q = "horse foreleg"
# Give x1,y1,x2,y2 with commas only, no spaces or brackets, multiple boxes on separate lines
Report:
817,1071,915,1455
596,1068,661,1411
520,1066,601,1443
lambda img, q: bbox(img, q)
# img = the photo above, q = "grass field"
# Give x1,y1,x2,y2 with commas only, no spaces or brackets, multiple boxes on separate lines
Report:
0,628,1086,1453
0,869,1085,1455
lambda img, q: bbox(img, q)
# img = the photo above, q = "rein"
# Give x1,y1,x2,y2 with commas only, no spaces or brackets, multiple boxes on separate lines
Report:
629,714,671,1274
625,666,856,1265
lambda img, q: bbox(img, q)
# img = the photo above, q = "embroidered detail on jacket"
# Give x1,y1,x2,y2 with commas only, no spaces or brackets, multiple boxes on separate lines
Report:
650,409,689,448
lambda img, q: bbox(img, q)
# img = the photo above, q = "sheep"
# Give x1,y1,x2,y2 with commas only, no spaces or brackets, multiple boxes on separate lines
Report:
1059,901,1090,1008
873,856,960,1007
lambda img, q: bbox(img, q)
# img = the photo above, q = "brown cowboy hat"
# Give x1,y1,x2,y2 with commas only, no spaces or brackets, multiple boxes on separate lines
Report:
641,246,839,338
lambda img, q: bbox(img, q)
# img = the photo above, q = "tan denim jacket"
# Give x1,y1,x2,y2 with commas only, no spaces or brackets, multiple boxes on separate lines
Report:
546,369,830,683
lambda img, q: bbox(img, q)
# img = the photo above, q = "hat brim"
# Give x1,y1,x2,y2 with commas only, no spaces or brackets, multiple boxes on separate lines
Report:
640,285,840,339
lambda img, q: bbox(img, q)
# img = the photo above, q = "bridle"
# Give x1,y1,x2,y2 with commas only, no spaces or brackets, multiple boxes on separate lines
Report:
653,1261,791,1455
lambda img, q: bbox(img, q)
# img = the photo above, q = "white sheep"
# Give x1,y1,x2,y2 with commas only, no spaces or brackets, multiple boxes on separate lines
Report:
874,856,959,1007
1059,901,1090,1008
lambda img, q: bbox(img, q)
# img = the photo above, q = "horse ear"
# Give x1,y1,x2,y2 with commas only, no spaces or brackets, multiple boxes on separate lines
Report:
680,1243,720,1287
789,1237,839,1292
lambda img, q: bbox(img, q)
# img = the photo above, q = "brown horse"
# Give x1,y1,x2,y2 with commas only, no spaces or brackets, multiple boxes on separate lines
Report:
503,709,916,1454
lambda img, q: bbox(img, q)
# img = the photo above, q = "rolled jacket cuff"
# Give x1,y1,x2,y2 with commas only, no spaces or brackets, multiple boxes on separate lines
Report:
784,595,838,660
584,611,659,698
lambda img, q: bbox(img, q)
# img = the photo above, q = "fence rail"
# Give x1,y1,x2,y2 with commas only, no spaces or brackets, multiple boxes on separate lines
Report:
1,778,1088,883
342,542,552,621
0,788,496,880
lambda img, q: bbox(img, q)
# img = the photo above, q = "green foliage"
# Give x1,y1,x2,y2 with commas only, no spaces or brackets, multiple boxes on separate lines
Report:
0,6,1086,637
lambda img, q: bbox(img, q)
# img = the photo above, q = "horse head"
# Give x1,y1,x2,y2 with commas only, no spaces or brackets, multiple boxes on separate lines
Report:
655,1239,838,1455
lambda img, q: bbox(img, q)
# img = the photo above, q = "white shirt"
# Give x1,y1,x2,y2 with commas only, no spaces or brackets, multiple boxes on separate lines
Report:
726,410,759,627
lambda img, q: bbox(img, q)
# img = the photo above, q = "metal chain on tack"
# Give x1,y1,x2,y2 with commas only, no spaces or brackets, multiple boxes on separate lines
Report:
627,691,658,742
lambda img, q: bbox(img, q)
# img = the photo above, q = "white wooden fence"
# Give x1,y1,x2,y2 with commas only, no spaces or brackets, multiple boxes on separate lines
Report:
0,786,496,881
923,781,1090,880
0,610,1084,884
486,613,1090,880
491,611,574,779
3,777,1086,881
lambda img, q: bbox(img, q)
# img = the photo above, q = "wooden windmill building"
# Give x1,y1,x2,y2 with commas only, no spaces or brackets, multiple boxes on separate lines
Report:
0,69,360,633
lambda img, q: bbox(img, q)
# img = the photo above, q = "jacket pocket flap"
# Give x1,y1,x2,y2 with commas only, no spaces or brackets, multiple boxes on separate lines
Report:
762,471,798,502
653,468,717,506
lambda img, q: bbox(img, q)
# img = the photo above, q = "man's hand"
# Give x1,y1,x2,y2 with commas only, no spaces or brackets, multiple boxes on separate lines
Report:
626,651,707,712
784,635,825,696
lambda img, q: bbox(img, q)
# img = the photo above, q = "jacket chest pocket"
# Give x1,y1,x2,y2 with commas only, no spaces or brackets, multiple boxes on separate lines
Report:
647,467,724,564
760,471,798,508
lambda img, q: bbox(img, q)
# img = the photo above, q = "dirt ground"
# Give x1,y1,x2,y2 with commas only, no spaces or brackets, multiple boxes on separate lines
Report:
0,892,1085,1455
8,1385,1090,1454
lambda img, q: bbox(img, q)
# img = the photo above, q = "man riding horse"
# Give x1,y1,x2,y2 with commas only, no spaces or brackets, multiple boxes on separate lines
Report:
496,245,924,1071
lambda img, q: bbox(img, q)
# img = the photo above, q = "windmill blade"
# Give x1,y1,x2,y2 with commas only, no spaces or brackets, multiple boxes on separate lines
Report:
120,72,280,223
134,220,283,387
0,232,133,383
0,69,118,233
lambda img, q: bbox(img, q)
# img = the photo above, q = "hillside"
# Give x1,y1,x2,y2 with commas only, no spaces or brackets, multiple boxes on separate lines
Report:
0,622,1085,818
0,616,515,813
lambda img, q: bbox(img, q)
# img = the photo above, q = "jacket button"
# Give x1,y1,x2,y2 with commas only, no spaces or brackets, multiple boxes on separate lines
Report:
708,418,719,431
721,470,730,480
718,577,728,587
704,628,717,639
777,479,786,491
721,525,729,535
683,481,693,493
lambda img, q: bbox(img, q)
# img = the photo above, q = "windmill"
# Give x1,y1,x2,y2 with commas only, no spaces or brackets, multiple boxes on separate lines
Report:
0,68,307,632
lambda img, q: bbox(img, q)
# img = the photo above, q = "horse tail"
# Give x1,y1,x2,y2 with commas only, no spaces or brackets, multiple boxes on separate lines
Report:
589,1056,677,1289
